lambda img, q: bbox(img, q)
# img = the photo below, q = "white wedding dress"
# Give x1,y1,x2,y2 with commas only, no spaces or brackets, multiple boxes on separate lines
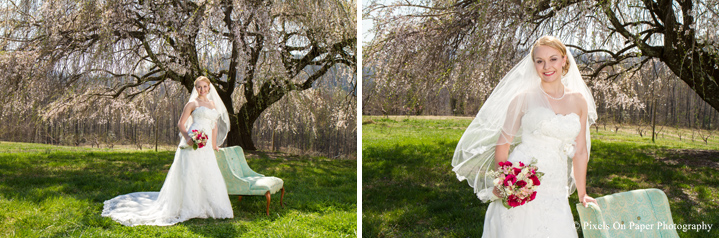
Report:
482,107,581,237
102,106,233,226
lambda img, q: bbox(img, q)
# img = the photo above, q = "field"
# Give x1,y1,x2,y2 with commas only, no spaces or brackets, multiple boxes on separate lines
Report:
0,142,356,237
362,116,719,237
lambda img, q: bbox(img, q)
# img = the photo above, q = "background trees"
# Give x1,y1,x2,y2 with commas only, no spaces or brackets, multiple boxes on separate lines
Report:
363,0,718,132
0,0,356,157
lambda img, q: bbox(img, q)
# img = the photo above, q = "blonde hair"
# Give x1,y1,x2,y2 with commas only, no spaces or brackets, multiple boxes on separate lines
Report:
194,76,211,86
531,36,570,75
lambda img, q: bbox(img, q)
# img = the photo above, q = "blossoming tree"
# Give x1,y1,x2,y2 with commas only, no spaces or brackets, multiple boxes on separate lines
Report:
0,0,356,150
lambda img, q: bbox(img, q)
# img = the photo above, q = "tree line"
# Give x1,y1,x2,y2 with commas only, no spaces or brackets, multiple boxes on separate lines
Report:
0,79,356,158
363,0,719,143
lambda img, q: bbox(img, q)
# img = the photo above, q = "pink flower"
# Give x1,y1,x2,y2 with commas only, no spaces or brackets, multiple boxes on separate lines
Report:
503,174,517,186
530,175,541,186
518,161,525,167
529,191,537,201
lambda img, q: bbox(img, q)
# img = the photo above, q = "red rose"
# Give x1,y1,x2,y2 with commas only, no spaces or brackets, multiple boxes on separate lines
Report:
530,191,537,201
516,180,527,188
513,167,522,175
507,195,521,207
503,174,517,186
530,175,541,186
504,161,513,167
518,161,525,167
498,161,505,167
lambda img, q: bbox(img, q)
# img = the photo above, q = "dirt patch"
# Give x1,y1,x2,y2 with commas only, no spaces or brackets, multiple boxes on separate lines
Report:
655,149,719,169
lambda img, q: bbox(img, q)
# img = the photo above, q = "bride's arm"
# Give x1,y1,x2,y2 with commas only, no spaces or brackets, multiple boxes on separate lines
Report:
495,95,524,168
493,95,523,197
494,134,512,166
212,123,219,150
178,102,196,143
572,94,596,207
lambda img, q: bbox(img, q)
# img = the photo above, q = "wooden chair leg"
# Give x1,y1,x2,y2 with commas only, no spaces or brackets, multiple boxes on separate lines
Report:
280,187,285,208
265,191,271,216
238,195,242,202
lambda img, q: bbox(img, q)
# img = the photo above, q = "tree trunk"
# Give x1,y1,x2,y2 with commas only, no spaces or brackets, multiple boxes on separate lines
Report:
155,117,159,152
652,98,657,143
226,108,260,150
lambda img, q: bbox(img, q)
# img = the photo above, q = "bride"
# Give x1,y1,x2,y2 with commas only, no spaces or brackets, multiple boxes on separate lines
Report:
452,36,598,237
102,76,233,226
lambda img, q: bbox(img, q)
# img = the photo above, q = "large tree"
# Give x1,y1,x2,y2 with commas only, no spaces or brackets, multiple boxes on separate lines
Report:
0,0,356,150
364,0,718,113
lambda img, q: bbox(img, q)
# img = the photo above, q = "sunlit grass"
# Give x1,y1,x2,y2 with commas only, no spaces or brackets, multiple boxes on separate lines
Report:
0,142,356,237
362,116,718,238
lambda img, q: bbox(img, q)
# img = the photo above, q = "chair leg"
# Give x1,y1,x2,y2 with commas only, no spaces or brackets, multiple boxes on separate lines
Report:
265,191,271,216
238,195,242,202
280,187,285,208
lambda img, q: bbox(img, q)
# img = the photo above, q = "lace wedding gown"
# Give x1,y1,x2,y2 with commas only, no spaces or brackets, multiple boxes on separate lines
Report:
482,107,581,237
102,106,233,226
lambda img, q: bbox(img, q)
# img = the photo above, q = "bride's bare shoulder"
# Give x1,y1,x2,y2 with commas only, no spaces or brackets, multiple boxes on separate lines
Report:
565,90,587,112
184,100,200,110
565,89,586,101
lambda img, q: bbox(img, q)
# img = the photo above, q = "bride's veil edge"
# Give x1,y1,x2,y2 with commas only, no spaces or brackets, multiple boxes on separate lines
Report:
451,50,597,202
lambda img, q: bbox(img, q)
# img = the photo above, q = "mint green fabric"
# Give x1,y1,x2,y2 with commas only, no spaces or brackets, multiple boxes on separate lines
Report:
576,188,680,238
215,146,284,196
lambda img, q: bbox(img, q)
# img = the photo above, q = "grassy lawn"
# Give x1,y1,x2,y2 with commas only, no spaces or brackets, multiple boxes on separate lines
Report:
362,116,719,238
0,142,356,237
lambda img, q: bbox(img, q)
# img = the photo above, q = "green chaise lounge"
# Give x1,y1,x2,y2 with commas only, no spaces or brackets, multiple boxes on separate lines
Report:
215,146,285,215
576,188,680,238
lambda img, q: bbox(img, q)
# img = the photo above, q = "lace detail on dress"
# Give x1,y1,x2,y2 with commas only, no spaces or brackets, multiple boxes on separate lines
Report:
482,107,581,238
191,106,219,130
101,105,232,226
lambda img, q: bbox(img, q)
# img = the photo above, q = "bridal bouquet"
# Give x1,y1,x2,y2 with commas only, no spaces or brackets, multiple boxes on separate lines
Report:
181,129,208,150
490,160,544,209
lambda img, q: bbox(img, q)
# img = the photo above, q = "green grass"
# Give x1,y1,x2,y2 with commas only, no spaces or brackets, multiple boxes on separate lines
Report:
362,116,719,238
0,142,356,237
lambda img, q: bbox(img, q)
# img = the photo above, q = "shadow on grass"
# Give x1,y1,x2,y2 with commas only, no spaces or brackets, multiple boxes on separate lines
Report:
581,141,719,238
363,139,487,237
0,148,356,237
363,132,719,237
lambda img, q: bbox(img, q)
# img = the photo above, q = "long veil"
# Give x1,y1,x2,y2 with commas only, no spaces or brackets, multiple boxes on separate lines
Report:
179,83,231,148
451,51,597,202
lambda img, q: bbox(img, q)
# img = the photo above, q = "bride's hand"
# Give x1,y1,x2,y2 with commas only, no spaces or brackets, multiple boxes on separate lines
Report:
185,137,194,146
580,194,597,207
493,186,501,198
213,145,220,151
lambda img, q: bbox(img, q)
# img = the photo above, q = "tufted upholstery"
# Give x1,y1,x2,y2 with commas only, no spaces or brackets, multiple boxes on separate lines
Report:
215,146,285,215
576,188,680,238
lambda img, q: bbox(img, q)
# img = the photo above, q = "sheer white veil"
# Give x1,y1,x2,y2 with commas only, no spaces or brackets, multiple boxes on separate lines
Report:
451,50,597,202
179,83,231,148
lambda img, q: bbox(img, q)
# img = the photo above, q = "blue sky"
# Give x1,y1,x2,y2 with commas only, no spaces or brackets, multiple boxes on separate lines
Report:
360,0,375,45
